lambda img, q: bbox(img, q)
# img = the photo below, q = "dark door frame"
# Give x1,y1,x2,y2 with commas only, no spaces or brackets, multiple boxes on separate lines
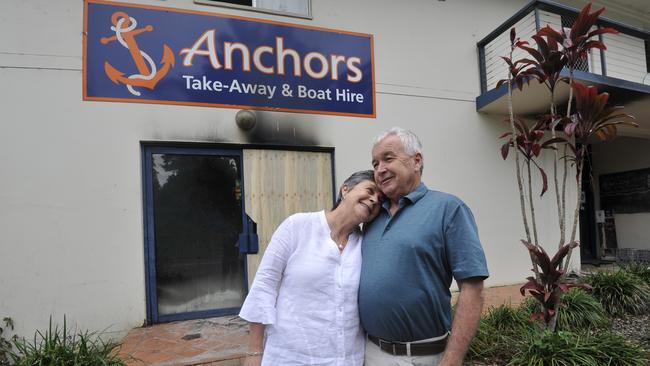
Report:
141,145,248,324
580,145,599,263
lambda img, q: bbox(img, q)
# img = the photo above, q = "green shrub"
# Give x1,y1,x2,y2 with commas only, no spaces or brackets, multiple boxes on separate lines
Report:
5,317,125,366
555,288,610,331
510,331,595,366
469,297,647,365
590,331,650,365
509,330,649,366
584,270,650,316
482,303,533,331
469,304,534,363
519,296,540,315
518,289,609,331
621,261,650,284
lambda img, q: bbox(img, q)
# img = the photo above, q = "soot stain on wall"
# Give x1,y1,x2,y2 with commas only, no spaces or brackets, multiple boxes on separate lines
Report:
242,111,321,146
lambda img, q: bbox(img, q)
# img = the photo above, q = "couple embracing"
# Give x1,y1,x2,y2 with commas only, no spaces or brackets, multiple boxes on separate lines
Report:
239,128,489,366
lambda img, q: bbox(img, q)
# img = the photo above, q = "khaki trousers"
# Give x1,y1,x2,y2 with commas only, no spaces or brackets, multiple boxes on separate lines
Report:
364,338,444,366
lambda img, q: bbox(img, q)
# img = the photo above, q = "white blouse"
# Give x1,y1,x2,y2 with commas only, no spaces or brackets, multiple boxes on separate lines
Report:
239,211,364,366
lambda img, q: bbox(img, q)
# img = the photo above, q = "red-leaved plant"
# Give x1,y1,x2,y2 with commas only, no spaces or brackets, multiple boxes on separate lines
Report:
497,3,638,330
519,240,590,323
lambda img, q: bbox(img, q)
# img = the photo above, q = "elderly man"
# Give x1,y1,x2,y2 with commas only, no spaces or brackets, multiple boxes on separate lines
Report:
359,127,489,366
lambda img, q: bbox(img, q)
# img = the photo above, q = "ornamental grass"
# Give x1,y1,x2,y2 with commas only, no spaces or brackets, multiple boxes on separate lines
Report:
2,316,125,366
584,270,650,317
509,330,649,366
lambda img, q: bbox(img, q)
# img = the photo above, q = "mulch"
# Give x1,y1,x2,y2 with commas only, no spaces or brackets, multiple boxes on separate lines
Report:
612,313,650,349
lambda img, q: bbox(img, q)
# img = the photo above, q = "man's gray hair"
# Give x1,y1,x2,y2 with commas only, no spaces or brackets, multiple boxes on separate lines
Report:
373,127,423,156
373,127,424,174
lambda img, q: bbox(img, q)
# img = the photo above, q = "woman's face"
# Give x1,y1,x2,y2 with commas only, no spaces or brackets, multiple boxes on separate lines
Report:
341,179,381,223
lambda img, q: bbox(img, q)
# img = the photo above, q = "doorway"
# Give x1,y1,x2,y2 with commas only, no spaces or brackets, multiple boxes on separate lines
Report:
143,146,247,323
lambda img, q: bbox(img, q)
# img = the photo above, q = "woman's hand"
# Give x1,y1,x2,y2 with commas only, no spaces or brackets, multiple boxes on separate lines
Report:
243,323,265,366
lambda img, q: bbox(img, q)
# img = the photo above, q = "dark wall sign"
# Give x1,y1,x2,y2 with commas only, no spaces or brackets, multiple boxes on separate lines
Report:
83,0,375,117
600,167,650,214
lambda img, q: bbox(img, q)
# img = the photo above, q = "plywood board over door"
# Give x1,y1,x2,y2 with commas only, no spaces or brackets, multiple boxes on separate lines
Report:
243,149,334,286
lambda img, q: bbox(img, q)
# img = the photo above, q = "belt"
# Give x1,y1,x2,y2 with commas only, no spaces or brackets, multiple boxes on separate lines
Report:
367,334,448,356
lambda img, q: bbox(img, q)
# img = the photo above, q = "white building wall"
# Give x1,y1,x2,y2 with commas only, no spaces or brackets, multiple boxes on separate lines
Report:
1,0,580,339
614,215,650,250
602,32,648,84
591,137,650,250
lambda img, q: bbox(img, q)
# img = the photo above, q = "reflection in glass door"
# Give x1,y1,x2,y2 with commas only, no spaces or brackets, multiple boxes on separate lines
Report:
143,147,247,323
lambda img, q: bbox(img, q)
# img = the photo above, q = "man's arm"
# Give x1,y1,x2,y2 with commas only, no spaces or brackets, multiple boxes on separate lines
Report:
440,277,484,366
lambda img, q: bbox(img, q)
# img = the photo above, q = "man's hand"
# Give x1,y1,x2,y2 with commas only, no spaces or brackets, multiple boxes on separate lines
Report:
440,277,484,366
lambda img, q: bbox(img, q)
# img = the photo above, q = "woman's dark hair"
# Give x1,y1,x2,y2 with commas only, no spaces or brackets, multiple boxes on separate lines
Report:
333,170,375,209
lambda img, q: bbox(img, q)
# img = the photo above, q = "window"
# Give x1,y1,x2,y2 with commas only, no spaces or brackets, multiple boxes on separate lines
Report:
195,0,311,19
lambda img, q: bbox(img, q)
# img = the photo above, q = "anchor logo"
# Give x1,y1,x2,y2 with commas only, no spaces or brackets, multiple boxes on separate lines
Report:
100,11,175,96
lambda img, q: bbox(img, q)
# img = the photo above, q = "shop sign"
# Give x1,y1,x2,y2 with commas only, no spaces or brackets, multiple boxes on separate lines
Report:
83,0,375,117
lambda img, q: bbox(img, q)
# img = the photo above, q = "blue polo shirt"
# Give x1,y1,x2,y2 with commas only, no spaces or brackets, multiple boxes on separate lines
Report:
359,183,489,341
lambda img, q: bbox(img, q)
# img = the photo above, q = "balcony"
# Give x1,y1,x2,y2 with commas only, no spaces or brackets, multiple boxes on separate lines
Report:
476,0,650,136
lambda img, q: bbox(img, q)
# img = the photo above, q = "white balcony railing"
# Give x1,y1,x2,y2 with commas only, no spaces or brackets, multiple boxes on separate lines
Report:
478,1,650,93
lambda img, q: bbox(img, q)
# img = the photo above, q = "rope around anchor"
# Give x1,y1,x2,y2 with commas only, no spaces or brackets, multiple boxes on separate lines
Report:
111,16,157,96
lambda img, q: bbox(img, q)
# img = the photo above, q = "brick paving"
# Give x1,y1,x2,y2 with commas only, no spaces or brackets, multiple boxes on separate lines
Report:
118,316,248,366
119,283,527,365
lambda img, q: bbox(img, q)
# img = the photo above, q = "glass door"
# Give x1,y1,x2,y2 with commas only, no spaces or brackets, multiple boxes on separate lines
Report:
143,146,247,323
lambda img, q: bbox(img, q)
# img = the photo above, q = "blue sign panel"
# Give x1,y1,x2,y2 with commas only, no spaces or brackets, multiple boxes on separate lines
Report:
83,0,375,117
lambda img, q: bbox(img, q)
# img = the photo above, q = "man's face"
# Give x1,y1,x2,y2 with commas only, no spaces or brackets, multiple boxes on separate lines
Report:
371,135,422,202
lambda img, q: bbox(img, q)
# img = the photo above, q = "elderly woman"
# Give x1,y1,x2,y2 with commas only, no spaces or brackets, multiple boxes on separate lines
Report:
239,170,380,366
